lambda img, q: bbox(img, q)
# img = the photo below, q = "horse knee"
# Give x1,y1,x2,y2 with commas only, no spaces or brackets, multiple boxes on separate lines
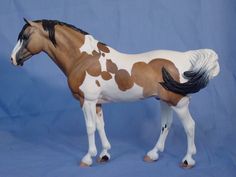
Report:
86,124,96,135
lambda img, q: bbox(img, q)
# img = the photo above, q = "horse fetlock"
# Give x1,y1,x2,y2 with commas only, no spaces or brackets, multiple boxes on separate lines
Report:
99,149,111,159
104,142,111,150
89,148,97,157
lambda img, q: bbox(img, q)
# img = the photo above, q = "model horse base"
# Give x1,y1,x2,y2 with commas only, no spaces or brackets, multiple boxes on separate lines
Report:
11,19,220,168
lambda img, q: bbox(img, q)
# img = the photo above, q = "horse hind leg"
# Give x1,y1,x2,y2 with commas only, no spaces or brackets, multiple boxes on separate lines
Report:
144,100,173,162
172,96,196,168
95,104,111,163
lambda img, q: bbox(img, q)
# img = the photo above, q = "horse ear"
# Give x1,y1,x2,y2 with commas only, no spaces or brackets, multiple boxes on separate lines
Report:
23,18,32,26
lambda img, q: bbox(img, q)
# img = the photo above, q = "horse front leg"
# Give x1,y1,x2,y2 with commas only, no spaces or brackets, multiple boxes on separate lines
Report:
144,100,173,162
96,104,111,163
80,100,97,167
172,97,196,168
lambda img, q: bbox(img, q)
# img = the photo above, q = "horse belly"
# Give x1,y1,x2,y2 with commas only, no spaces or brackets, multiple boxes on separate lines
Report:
99,80,144,103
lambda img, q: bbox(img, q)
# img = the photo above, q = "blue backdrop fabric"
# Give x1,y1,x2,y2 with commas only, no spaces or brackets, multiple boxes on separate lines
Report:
0,0,236,177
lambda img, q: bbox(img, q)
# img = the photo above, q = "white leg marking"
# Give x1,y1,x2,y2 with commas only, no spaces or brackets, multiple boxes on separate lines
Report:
96,107,111,160
81,100,97,166
172,97,196,166
146,100,173,161
11,40,22,65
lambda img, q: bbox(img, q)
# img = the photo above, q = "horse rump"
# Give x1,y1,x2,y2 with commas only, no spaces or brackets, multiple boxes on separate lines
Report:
160,49,219,96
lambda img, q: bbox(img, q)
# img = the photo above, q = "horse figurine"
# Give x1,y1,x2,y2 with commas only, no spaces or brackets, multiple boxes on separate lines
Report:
11,19,220,168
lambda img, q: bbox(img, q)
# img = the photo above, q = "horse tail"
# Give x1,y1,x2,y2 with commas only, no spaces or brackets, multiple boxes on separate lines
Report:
160,49,220,96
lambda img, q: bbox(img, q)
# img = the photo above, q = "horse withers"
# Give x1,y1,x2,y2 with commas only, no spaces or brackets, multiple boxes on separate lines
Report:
10,19,220,168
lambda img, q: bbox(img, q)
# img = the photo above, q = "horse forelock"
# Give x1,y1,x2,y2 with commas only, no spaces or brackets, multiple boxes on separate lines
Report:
17,23,30,41
17,20,41,41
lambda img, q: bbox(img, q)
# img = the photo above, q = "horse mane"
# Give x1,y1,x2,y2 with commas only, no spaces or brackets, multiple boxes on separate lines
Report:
18,19,89,46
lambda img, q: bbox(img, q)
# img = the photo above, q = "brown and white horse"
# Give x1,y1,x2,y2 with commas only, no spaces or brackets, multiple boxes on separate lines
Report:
11,19,220,168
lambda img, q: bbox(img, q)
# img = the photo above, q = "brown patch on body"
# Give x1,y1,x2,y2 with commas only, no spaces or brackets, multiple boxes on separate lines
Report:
73,90,85,107
131,62,158,97
96,80,101,87
159,89,183,106
96,104,102,114
148,59,183,105
104,58,183,105
131,59,183,106
83,51,102,77
101,71,112,80
68,70,86,93
97,42,110,53
115,69,134,91
106,59,118,74
49,25,89,76
68,51,101,91
68,50,102,107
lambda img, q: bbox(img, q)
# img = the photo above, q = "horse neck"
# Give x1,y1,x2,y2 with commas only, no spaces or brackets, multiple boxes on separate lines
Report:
43,26,86,76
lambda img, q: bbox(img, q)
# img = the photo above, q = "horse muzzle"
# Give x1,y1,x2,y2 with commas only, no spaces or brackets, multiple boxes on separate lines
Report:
10,56,19,66
17,59,24,66
12,55,32,66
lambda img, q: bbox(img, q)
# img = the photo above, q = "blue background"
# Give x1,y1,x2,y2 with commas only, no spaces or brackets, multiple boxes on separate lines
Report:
0,0,235,176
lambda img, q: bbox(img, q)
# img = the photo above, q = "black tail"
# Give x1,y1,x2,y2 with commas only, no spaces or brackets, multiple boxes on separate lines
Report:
159,67,210,96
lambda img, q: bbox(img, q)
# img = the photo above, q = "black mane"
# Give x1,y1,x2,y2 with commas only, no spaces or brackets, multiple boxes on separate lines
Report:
18,19,89,46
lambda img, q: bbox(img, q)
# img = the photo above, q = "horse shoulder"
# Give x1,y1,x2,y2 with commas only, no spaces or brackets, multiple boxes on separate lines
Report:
67,66,86,94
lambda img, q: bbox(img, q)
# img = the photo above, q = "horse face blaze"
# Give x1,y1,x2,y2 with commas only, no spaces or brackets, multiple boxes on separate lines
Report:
11,40,23,65
11,38,32,66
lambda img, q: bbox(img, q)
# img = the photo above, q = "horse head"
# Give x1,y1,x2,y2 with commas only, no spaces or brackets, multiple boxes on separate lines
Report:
11,18,48,66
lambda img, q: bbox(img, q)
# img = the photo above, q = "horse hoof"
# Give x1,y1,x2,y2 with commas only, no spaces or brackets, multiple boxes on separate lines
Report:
80,161,90,167
97,155,110,163
180,160,194,169
143,155,156,163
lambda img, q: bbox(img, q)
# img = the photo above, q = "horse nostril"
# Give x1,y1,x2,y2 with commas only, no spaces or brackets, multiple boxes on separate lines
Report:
11,57,13,61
